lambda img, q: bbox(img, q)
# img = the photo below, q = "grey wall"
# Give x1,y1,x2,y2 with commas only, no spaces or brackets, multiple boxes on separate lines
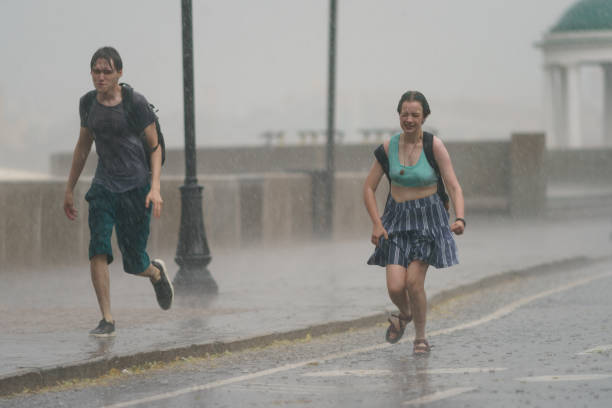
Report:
54,139,612,188
50,140,513,204
0,173,386,270
1,134,557,269
545,148,612,185
51,141,514,178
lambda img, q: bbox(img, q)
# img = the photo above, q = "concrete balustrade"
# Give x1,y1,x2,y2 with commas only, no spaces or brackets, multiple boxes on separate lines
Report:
0,171,385,269
47,137,530,211
0,180,89,269
510,133,546,216
7,132,606,270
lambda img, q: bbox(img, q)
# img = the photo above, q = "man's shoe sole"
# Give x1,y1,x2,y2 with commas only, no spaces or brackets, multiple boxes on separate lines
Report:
153,259,174,310
89,331,116,338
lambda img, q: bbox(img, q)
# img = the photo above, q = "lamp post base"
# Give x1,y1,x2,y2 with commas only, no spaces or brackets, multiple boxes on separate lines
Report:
173,183,218,295
173,262,218,294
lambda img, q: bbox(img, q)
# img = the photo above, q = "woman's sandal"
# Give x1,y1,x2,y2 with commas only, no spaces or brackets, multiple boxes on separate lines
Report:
385,313,412,344
413,338,431,354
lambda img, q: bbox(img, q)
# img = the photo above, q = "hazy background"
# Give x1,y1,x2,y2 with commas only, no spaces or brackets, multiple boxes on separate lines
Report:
0,0,580,172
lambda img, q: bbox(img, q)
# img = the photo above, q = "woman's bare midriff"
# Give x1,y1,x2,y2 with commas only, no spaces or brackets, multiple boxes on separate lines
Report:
390,184,437,203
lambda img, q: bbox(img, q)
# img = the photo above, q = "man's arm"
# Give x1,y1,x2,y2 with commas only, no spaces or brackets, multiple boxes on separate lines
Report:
143,122,163,218
64,127,93,220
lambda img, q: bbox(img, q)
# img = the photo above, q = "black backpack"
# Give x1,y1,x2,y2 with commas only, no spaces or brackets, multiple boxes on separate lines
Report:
81,83,166,169
374,131,449,210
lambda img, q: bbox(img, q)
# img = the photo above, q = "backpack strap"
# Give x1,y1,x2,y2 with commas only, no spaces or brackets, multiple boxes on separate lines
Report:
81,84,138,136
152,111,166,165
120,82,165,167
84,83,164,168
119,83,140,134
422,132,437,172
81,90,97,133
374,144,390,182
422,132,450,209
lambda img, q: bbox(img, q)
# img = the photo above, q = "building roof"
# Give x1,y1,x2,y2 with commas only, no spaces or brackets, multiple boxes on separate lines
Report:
551,0,612,32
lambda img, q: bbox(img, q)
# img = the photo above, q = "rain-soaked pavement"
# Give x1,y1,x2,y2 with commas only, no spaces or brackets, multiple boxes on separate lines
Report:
1,215,612,400
4,252,612,407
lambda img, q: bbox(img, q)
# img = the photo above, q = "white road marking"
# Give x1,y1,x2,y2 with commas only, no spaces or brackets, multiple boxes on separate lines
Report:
426,271,612,338
418,367,507,375
230,382,337,395
302,367,507,377
577,344,612,355
302,369,392,377
103,270,612,408
403,387,476,405
103,345,390,408
516,374,612,382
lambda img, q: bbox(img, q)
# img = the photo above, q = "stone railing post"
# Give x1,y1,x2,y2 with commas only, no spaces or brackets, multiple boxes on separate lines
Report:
510,132,546,216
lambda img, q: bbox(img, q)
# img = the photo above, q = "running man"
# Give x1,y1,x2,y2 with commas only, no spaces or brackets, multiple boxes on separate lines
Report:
63,46,173,337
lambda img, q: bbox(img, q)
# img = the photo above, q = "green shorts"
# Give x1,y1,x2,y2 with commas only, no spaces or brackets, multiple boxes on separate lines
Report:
85,182,152,274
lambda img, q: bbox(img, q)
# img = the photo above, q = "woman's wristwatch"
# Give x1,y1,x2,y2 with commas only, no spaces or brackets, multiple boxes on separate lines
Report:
455,217,466,227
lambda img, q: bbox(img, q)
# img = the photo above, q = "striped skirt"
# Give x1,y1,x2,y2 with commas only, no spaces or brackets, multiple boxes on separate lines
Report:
367,194,458,269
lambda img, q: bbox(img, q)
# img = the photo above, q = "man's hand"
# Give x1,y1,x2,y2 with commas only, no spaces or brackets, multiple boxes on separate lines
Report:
63,191,78,220
145,188,163,218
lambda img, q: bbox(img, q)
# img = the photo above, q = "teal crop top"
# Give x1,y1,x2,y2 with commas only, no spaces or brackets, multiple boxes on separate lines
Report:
388,134,438,187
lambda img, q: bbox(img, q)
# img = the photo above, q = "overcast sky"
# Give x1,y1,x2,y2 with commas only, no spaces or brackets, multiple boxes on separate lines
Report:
0,0,578,172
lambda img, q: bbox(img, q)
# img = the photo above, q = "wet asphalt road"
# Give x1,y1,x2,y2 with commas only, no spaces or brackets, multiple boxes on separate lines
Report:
3,259,612,408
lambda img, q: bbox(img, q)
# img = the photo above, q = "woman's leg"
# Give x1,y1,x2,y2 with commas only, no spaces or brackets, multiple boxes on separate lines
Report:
386,264,411,318
405,260,429,341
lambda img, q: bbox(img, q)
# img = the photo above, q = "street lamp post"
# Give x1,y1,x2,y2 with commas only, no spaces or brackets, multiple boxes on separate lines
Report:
324,0,338,236
173,0,218,294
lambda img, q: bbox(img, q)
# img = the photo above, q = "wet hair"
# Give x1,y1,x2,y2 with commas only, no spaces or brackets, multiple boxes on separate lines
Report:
90,46,123,72
396,91,431,118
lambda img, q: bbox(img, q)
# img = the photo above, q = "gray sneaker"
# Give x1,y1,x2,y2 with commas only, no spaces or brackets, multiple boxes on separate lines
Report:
151,259,174,310
89,319,115,337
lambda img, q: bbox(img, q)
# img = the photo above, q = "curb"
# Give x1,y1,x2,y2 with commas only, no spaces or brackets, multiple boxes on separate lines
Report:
1,254,607,397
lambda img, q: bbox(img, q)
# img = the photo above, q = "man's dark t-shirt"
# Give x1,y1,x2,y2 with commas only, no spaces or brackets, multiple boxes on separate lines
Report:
79,91,155,193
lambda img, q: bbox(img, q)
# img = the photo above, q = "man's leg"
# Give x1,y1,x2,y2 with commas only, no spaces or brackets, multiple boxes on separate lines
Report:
139,260,173,310
116,184,173,310
138,263,160,282
85,183,116,334
90,254,112,323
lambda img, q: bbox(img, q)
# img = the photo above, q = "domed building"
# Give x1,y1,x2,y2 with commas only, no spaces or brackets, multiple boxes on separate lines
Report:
537,0,612,148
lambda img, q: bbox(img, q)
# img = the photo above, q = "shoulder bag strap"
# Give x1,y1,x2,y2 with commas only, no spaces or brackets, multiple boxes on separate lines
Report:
374,144,390,182
422,132,450,208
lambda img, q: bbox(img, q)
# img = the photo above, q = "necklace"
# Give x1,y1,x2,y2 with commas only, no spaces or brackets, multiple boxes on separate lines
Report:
399,134,421,175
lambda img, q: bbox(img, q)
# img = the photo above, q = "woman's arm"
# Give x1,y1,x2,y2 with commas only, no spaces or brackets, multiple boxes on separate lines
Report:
363,159,389,245
432,136,465,234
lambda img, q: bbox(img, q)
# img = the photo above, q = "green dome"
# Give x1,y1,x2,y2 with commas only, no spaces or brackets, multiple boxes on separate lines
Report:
551,0,612,32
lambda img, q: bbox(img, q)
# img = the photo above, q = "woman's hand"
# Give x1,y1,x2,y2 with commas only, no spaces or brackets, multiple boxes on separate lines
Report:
371,223,389,246
450,219,465,235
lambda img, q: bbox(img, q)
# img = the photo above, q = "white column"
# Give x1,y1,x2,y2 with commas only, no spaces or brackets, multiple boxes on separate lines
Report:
603,63,612,146
546,65,569,148
550,66,569,147
566,63,582,148
543,65,556,147
557,67,569,147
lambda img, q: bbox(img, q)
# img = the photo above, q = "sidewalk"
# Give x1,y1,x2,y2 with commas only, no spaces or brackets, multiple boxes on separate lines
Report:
1,213,611,395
